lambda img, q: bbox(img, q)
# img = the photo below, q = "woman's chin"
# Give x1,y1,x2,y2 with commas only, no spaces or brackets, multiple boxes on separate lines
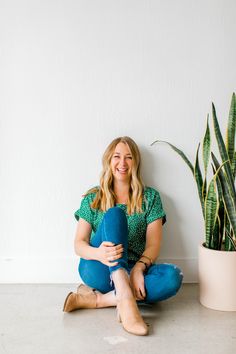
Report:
113,174,130,182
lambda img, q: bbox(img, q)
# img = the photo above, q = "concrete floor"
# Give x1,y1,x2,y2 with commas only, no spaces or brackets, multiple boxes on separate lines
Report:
0,284,235,354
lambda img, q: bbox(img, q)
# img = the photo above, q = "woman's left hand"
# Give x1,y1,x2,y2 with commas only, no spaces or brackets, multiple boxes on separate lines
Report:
130,264,146,300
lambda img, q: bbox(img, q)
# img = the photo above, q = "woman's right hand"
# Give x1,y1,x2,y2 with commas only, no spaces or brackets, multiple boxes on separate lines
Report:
96,241,124,266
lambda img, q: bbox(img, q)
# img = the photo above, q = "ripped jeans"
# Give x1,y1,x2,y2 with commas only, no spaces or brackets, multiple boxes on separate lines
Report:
79,207,183,303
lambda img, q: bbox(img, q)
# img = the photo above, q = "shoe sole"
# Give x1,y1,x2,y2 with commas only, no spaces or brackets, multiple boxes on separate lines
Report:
63,292,73,312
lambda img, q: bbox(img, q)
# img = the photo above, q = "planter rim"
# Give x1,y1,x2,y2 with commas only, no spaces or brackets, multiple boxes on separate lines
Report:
199,242,236,253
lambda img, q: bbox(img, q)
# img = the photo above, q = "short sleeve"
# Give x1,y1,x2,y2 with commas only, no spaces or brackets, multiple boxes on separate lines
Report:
145,188,166,225
74,194,95,225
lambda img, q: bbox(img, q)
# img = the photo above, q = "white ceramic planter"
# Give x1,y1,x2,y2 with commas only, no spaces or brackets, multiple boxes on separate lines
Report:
198,243,236,311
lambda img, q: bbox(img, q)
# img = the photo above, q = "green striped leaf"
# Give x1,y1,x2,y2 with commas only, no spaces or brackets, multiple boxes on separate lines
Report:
194,143,204,217
205,177,218,248
224,214,231,250
232,151,236,179
218,200,225,250
212,153,236,237
203,115,211,173
202,179,207,203
212,103,236,199
212,217,220,249
225,229,236,251
226,92,236,163
151,140,194,174
202,117,210,204
212,163,223,200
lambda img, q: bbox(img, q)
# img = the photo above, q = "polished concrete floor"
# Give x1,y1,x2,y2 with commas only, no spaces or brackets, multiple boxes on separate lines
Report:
0,284,235,354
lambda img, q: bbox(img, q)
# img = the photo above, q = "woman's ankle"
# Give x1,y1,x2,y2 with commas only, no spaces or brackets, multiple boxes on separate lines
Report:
115,284,135,301
111,269,134,298
96,290,117,308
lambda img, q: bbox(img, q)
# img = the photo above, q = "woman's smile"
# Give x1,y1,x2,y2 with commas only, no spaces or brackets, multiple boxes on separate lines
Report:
117,168,128,174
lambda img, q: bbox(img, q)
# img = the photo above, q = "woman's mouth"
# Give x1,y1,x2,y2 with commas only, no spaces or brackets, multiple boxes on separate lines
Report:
117,168,128,174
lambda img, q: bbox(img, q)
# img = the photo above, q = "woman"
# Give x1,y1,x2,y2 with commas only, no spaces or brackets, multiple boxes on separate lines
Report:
63,136,183,336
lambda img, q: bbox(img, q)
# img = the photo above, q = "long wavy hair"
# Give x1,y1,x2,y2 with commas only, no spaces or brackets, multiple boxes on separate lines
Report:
86,136,144,214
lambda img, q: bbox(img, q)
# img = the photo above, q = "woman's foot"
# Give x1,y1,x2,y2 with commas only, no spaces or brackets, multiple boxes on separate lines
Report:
77,284,117,308
63,285,97,312
111,269,148,336
76,283,95,295
117,296,148,336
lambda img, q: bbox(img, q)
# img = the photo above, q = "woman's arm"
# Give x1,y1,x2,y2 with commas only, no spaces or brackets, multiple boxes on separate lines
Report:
140,218,163,265
74,218,98,260
130,218,163,299
74,218,123,266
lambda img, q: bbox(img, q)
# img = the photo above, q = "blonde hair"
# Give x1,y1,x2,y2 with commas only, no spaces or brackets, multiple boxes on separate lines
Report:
86,136,144,214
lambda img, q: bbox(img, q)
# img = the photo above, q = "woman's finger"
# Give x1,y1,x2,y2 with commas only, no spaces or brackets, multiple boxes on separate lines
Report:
115,244,123,250
107,245,123,254
135,290,143,300
139,286,146,299
108,249,123,256
102,241,115,247
107,254,122,261
107,261,118,266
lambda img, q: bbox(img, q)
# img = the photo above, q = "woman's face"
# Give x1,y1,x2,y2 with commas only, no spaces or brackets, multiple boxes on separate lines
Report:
110,142,133,183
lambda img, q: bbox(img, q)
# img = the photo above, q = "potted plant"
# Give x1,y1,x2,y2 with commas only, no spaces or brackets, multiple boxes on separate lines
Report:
151,93,236,311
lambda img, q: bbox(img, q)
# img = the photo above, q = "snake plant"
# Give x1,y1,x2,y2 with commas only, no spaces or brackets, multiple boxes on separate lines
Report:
151,93,236,251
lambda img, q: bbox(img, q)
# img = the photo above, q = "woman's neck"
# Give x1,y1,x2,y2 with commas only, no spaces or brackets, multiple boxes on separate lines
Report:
113,181,130,204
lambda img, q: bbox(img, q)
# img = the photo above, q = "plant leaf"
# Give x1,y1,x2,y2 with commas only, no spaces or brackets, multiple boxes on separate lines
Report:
218,200,225,250
202,117,210,204
226,92,236,163
194,143,204,217
212,163,223,200
212,217,220,249
225,229,236,251
232,151,236,179
203,115,211,173
212,153,236,237
202,178,207,203
151,140,194,174
224,214,231,250
212,103,236,198
204,177,218,248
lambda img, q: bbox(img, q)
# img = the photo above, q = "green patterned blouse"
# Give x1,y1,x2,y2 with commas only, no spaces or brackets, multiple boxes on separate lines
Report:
74,186,166,262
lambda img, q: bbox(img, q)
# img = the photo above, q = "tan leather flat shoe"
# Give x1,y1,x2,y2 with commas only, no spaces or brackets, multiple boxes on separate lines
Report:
63,286,97,312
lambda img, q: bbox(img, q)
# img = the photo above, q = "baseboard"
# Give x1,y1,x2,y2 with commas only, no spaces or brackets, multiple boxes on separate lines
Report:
0,257,198,283
0,256,82,283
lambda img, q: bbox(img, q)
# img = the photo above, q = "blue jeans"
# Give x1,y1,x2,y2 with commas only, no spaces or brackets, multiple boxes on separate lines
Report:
79,207,183,303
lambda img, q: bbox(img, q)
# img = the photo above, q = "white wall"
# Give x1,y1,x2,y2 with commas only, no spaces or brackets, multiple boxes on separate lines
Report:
0,0,235,283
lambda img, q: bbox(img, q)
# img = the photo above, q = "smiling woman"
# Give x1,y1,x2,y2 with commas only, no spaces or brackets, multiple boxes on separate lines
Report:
63,136,183,336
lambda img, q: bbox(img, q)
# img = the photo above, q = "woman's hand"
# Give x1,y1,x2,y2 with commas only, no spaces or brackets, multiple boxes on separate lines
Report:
130,264,146,300
96,241,124,266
